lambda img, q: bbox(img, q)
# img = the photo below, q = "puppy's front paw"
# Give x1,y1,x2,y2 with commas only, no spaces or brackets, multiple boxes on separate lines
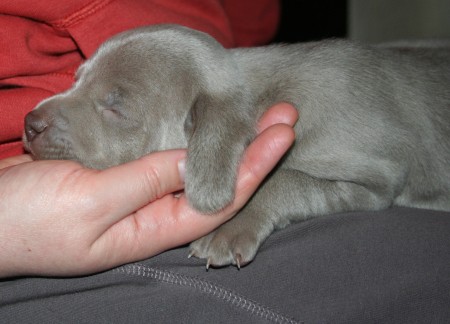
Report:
189,225,262,269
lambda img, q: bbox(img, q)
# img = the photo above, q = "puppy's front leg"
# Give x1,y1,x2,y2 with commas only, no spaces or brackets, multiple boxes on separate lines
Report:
190,168,394,268
184,92,254,214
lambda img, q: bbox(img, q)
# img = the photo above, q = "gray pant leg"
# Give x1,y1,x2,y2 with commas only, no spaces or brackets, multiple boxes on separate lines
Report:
1,207,449,323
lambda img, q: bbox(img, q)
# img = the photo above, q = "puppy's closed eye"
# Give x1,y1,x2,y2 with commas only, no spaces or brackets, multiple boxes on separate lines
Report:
97,91,125,121
95,90,142,130
101,106,122,120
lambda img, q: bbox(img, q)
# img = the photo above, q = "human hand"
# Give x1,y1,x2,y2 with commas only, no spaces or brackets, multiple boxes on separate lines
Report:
0,103,297,277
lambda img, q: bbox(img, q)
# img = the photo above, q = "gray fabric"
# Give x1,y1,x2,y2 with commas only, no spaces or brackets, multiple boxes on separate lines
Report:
1,207,449,323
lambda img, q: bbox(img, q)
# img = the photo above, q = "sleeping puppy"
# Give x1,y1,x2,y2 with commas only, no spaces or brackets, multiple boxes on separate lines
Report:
23,25,450,268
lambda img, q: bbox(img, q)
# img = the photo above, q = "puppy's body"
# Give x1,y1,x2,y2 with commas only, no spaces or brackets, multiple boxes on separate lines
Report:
24,25,450,267
234,42,450,210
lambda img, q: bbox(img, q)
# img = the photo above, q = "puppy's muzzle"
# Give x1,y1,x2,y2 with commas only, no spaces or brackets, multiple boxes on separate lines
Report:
23,103,73,160
24,110,50,143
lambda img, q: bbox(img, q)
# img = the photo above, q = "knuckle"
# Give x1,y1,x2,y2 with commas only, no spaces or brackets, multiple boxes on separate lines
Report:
142,165,164,200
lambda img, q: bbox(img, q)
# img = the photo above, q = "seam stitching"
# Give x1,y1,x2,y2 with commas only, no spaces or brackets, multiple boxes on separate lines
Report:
50,0,114,29
113,263,301,324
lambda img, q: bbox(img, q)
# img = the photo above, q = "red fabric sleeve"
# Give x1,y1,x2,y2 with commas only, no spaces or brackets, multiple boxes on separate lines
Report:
0,0,279,159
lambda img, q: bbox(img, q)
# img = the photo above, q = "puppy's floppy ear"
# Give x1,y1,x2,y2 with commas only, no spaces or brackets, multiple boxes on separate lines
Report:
183,90,255,214
183,97,197,141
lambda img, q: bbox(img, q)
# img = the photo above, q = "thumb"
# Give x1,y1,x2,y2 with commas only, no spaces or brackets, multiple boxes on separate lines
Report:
91,149,186,224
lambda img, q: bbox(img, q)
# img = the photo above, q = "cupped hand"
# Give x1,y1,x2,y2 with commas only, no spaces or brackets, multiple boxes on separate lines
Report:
0,103,297,277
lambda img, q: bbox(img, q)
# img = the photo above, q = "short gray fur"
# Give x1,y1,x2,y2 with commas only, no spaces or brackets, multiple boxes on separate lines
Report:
23,25,450,268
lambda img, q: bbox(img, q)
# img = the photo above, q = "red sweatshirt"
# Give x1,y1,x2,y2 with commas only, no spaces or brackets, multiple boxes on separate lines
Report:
0,0,279,159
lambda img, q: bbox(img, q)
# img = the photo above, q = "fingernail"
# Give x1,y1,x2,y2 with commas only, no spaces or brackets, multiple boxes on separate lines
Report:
178,159,185,182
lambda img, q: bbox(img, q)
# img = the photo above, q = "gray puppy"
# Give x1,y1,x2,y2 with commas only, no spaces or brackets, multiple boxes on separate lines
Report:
23,25,450,268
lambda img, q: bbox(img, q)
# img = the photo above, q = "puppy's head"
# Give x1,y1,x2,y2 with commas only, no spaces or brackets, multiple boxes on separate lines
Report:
23,25,225,169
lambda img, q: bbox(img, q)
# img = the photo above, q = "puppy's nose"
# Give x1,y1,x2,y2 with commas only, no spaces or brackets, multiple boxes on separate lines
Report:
24,110,49,142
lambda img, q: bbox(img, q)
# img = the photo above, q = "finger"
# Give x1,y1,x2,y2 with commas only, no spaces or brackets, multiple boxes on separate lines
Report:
0,154,33,170
91,149,186,224
257,102,298,132
94,123,295,264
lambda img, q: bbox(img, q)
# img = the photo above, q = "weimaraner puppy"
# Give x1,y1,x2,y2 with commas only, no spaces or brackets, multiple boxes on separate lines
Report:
23,25,450,268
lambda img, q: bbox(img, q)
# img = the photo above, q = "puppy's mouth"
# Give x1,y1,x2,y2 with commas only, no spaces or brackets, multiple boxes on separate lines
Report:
23,130,76,162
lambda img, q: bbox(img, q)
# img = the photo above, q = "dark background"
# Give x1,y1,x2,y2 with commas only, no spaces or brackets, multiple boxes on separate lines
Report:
273,0,347,43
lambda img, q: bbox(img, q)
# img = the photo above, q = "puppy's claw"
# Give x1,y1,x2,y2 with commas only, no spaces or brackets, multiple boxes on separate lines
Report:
187,250,194,259
206,258,211,271
235,253,242,270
